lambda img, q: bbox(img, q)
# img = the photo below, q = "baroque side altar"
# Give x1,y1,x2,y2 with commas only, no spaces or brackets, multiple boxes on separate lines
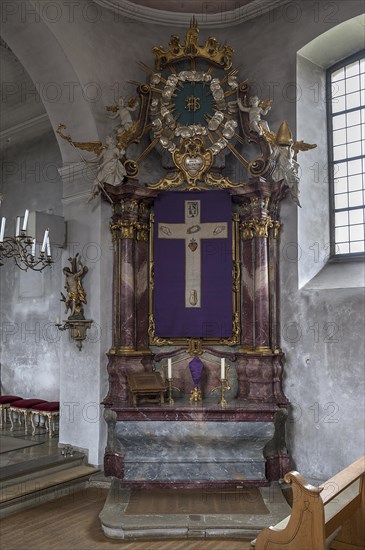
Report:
57,20,316,487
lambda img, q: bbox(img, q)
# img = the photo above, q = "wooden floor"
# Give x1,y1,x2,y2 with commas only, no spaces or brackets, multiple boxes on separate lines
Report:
0,488,253,550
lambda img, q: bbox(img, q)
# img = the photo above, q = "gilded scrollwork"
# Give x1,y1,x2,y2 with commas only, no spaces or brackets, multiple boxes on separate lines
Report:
220,312,240,345
148,314,173,345
232,260,241,293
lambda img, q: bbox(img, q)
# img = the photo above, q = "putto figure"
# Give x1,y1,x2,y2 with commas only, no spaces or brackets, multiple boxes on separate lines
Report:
107,96,139,135
237,95,272,135
61,254,88,319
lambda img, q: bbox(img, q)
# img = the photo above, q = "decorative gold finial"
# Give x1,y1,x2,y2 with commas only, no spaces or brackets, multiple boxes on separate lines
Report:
276,121,293,146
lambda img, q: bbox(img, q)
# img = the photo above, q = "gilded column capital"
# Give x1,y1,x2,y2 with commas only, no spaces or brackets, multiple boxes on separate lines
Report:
110,219,135,240
251,216,273,238
240,220,254,240
135,222,149,241
240,216,273,239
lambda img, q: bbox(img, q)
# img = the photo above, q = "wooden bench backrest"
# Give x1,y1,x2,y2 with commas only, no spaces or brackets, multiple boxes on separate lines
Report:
252,455,365,550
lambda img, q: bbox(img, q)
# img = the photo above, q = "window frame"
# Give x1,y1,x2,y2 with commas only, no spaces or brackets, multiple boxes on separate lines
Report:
326,49,365,261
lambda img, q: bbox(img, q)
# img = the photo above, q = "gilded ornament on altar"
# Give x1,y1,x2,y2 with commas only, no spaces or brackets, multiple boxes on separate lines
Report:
172,137,213,185
152,18,233,71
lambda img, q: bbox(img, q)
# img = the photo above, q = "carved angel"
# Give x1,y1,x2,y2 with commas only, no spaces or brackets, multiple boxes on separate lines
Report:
237,96,272,135
88,135,127,202
271,145,301,206
56,126,128,202
267,121,317,207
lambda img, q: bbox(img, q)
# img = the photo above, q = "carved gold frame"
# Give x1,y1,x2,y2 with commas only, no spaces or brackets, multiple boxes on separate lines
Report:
148,208,240,349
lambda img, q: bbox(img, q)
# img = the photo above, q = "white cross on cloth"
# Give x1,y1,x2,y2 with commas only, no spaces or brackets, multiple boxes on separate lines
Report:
158,200,228,308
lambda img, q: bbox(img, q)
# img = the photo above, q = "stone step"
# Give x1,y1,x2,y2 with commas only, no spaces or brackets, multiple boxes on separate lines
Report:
99,479,291,541
0,464,98,518
0,452,85,484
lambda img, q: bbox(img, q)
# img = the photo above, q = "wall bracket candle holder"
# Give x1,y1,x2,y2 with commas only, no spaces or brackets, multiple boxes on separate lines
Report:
56,319,93,351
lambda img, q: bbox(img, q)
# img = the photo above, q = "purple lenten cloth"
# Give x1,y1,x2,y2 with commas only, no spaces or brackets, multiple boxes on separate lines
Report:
189,356,204,387
154,190,232,338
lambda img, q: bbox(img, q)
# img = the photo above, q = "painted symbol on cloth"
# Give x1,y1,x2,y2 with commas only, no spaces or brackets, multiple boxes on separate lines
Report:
188,238,198,252
187,201,199,218
213,225,226,235
187,224,201,234
189,289,198,306
159,225,172,236
185,96,201,112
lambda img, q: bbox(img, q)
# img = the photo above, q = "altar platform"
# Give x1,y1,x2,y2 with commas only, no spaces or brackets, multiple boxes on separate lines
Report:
99,479,291,541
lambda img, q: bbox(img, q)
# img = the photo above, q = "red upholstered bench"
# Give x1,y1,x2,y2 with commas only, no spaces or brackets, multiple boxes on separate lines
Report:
9,399,47,434
30,402,60,438
0,396,22,428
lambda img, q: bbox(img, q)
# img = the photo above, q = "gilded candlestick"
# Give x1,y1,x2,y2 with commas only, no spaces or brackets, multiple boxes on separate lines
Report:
219,378,229,407
167,378,174,405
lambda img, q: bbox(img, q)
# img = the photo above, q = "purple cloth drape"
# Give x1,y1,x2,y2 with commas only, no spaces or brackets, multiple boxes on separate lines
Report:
154,190,232,337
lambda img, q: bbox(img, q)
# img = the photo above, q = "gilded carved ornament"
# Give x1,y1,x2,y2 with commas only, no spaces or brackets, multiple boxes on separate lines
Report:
240,217,273,239
152,18,234,71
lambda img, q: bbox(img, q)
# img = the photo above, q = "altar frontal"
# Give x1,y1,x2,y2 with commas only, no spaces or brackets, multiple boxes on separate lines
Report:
154,191,232,338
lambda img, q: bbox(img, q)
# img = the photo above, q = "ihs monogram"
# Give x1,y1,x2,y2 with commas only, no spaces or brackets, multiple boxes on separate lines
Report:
185,96,201,112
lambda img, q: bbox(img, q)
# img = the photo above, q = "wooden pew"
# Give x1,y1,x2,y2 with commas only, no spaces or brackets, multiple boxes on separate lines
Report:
251,456,365,550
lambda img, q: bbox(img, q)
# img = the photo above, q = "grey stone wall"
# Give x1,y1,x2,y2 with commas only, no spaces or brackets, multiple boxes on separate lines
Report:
0,128,63,401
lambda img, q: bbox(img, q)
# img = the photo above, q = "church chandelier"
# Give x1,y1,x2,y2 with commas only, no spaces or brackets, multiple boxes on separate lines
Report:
0,195,53,272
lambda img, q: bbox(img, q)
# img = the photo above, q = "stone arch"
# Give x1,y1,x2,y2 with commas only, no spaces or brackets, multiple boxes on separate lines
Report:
1,8,99,163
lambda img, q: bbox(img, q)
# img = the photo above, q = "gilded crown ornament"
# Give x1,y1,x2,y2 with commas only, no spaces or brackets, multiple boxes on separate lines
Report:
152,17,234,71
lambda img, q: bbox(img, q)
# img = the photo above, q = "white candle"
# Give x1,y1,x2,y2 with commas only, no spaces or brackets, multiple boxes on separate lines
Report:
22,209,29,232
167,358,172,379
41,229,49,252
56,316,60,325
15,216,20,236
0,217,5,242
220,358,225,380
31,238,36,257
46,236,51,257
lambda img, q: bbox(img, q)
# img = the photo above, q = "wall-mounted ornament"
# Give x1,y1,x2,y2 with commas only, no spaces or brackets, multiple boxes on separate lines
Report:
56,254,92,351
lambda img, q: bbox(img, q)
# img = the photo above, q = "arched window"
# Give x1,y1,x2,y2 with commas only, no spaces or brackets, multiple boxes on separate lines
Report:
327,51,365,256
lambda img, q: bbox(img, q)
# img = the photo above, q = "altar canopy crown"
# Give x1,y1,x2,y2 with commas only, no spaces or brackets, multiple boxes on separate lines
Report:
152,17,234,71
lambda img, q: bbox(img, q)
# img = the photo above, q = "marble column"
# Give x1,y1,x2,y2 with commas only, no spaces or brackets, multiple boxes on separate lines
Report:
240,218,254,349
104,184,156,405
110,200,138,352
269,218,281,353
135,202,151,352
254,233,270,349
